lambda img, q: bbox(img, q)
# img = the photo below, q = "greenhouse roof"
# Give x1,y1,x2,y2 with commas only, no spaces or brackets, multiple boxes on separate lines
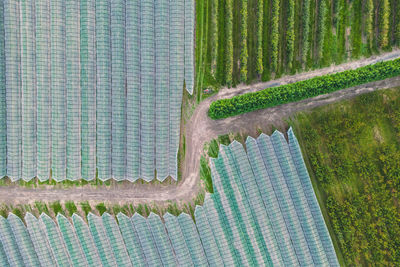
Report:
0,129,339,266
0,0,194,183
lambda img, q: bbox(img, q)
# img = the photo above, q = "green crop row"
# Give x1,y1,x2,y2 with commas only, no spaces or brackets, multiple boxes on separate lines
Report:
209,58,400,119
196,0,400,90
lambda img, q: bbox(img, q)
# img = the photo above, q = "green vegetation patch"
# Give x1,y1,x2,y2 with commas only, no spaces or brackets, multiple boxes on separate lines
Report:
200,156,213,193
0,195,206,224
65,201,77,216
209,58,400,119
201,134,234,193
196,0,400,90
50,201,64,216
293,88,400,266
95,203,107,216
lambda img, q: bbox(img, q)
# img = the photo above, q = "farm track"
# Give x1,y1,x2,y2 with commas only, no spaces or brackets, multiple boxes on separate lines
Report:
1,50,400,205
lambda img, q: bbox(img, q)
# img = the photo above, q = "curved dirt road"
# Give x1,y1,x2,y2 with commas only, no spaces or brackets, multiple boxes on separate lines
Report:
1,51,400,204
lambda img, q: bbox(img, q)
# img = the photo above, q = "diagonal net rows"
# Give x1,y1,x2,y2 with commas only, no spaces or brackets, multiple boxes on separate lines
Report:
0,129,339,266
0,0,195,183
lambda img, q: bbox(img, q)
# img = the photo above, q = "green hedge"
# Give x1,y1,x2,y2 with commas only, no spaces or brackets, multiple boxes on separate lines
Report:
208,58,400,119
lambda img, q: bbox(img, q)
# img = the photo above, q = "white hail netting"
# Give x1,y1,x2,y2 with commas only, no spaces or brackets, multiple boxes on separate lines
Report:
0,0,194,182
0,130,339,266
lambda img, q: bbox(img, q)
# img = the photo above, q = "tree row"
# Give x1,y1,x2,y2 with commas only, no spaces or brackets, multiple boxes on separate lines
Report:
203,0,400,88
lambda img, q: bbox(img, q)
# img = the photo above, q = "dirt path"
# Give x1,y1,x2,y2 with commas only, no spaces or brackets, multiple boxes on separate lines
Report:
1,51,400,205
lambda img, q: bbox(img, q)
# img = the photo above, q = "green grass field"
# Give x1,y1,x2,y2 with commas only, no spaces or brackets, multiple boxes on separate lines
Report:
293,88,400,266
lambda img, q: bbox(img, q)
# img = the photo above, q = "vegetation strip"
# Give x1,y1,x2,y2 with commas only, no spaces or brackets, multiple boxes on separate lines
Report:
196,0,400,91
292,88,400,265
209,57,400,119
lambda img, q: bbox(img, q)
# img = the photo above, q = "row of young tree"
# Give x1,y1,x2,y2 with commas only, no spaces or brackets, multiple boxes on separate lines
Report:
206,0,400,87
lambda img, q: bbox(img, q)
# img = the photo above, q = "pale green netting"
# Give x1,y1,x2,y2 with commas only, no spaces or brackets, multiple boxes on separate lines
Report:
155,0,170,181
8,214,40,266
0,216,24,265
131,213,163,266
51,0,67,181
184,0,194,94
193,205,224,266
111,0,126,181
101,213,132,266
257,134,314,266
66,0,81,180
178,213,208,265
229,141,280,265
163,213,192,266
125,0,140,181
0,0,5,179
35,0,51,181
271,131,328,266
0,241,9,266
287,128,339,266
87,213,117,266
72,214,102,266
2,130,339,266
210,153,260,266
57,214,88,267
203,195,239,266
4,0,21,181
147,213,177,266
1,0,189,182
140,0,156,181
246,136,299,266
116,213,147,266
25,213,56,266
95,0,112,181
39,214,72,266
21,0,37,181
80,0,96,181
168,0,185,180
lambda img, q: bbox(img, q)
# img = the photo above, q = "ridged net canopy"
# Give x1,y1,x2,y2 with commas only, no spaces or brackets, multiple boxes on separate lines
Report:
0,130,339,266
0,0,195,182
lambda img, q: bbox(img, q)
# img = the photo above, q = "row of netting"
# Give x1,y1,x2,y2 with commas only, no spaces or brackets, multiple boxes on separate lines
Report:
0,0,195,182
0,129,339,266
